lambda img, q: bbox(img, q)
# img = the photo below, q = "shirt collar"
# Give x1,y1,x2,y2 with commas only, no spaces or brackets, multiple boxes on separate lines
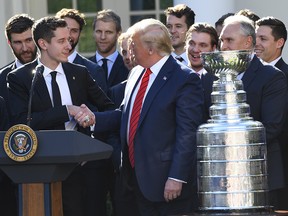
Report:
149,55,169,76
15,58,24,68
96,50,118,64
262,56,281,66
68,50,78,63
37,59,65,77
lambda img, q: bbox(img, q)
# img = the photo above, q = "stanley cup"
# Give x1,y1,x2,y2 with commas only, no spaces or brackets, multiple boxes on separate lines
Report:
197,50,270,212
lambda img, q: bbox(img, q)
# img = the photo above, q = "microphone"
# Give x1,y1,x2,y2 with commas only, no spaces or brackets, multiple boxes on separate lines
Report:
27,65,44,126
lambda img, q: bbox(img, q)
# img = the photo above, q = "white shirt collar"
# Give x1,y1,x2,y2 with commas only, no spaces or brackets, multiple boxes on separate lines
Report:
96,50,118,63
68,50,78,63
261,56,281,66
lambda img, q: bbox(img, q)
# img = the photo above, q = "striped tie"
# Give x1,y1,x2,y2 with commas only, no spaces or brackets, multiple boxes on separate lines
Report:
128,68,152,168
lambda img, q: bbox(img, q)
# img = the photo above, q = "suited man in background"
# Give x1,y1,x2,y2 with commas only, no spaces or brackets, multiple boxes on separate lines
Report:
87,9,129,216
88,18,204,215
220,15,288,210
0,14,37,104
7,17,113,216
165,4,195,65
185,22,219,122
255,16,288,210
56,8,108,93
89,9,129,89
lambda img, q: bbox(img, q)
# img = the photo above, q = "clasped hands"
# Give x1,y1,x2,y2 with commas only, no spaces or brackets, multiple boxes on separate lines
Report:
67,104,95,128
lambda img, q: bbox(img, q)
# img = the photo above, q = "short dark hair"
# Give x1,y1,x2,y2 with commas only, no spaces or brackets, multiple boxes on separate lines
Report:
32,16,67,49
256,16,287,42
55,8,86,31
186,22,219,48
164,4,195,29
5,14,35,42
92,9,122,32
215,13,234,27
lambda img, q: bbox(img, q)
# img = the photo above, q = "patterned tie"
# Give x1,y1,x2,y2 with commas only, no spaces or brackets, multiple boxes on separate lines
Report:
102,58,108,80
50,71,62,107
128,68,152,168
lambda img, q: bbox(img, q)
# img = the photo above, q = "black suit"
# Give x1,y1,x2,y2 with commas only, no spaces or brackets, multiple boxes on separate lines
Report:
242,56,287,203
7,60,114,216
73,53,108,93
0,61,17,105
89,52,129,89
0,96,17,216
274,57,288,209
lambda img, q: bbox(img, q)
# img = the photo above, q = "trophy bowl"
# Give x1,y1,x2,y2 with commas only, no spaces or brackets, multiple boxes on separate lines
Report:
200,50,253,78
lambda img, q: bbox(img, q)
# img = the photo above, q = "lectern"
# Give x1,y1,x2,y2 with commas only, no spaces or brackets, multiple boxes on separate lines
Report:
0,130,113,216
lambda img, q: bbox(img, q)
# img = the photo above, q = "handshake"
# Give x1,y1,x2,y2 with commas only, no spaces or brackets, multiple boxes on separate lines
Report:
67,104,95,128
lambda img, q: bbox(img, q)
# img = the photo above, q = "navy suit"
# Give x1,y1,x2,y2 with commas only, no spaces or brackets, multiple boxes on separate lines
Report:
242,56,287,192
95,56,204,214
201,71,218,122
89,52,129,88
7,60,114,216
73,53,108,93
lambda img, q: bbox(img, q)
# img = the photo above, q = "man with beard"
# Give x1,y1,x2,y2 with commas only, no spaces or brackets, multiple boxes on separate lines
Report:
0,15,36,215
0,14,37,104
56,8,108,93
89,9,129,89
165,4,195,66
185,22,218,122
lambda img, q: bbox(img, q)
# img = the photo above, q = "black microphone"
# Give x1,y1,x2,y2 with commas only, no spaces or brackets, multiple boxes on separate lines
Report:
27,65,44,126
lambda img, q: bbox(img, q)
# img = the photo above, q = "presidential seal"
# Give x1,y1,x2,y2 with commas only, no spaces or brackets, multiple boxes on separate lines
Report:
3,124,38,162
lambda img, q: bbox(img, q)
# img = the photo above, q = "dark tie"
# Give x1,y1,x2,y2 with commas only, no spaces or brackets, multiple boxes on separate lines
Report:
175,56,184,62
50,71,62,107
128,68,152,168
102,58,108,80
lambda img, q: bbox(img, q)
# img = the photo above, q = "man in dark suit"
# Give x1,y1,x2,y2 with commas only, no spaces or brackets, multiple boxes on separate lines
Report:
83,18,204,215
88,9,129,216
89,9,129,89
56,8,108,93
0,14,37,104
185,22,219,122
7,17,113,216
255,16,288,210
0,96,17,216
220,15,288,210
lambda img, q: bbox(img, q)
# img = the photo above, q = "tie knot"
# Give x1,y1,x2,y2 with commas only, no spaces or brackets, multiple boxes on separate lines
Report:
145,68,152,75
50,71,57,79
102,58,108,64
175,56,184,62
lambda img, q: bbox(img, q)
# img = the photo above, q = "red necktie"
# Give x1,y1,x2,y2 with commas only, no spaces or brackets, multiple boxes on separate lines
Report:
128,68,152,168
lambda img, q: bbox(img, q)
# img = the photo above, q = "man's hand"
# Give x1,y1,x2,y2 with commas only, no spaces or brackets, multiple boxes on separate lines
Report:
68,104,95,128
163,179,182,202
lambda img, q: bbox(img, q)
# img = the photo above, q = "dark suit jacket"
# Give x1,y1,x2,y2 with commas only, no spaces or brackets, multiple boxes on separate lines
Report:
7,60,114,131
89,52,129,88
0,96,9,130
201,71,218,122
95,56,204,203
73,53,108,93
0,61,16,103
242,56,287,190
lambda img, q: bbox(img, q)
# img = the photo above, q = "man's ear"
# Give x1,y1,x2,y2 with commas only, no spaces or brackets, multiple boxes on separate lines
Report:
38,39,47,51
276,38,285,49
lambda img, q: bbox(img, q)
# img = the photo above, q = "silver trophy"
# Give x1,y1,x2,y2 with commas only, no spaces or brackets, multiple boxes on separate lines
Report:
197,50,270,212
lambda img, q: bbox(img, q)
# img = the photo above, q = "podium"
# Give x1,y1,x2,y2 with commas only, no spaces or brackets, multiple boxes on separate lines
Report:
0,130,113,216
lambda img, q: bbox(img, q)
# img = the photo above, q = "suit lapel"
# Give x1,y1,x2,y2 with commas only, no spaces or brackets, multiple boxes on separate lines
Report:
137,56,174,127
242,56,260,89
108,54,121,85
62,63,78,105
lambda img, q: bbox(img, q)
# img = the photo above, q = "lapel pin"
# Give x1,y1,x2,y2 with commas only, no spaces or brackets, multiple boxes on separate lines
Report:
163,76,167,80
73,76,75,80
